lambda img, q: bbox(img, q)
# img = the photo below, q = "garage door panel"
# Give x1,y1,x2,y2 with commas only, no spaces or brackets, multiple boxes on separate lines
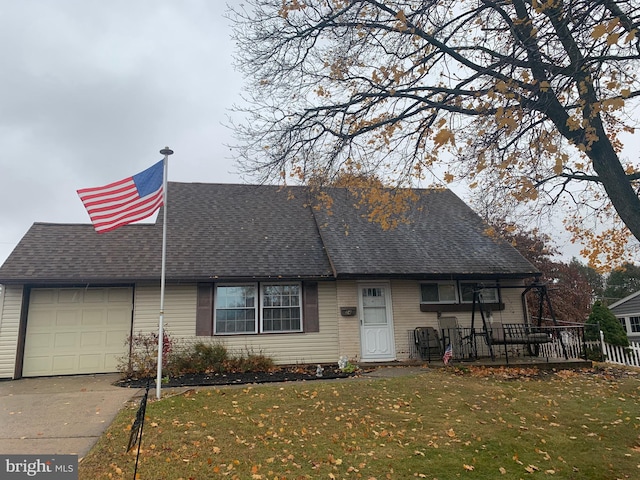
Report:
53,332,77,348
58,289,83,303
30,289,56,304
56,310,80,327
52,356,76,372
23,356,51,374
78,355,102,371
107,309,131,324
26,333,51,349
84,289,106,303
80,331,103,348
24,287,133,377
106,330,128,348
82,310,105,326
28,310,54,327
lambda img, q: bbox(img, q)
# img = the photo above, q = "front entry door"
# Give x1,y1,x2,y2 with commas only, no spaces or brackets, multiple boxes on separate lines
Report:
359,284,395,361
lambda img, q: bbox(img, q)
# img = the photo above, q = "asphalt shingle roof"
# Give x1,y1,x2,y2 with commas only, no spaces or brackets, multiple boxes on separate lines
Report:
0,182,538,284
313,188,538,278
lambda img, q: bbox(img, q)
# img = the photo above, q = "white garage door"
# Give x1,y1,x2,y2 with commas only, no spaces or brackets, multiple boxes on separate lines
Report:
23,287,133,377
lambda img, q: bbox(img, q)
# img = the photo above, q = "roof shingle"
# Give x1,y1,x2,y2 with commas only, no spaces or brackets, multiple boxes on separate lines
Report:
0,183,538,284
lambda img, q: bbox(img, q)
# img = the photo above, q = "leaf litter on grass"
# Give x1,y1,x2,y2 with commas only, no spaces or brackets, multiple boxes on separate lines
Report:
80,366,640,479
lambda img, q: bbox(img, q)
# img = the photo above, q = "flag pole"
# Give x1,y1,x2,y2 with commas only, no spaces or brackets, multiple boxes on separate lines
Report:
156,146,173,400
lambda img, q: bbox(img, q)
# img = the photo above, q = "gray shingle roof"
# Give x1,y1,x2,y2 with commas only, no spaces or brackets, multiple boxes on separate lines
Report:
0,183,538,284
313,188,538,279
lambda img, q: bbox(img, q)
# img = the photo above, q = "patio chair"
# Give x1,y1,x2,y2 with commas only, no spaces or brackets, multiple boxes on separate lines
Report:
414,327,442,361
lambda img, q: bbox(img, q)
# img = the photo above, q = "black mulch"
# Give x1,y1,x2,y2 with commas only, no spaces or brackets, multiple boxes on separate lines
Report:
115,366,360,389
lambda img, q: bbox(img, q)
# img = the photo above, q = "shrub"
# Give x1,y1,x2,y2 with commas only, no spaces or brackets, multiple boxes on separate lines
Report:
586,301,629,347
226,349,276,373
118,331,174,380
120,336,276,379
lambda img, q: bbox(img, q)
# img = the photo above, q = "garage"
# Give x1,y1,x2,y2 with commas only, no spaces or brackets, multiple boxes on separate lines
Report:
23,287,133,377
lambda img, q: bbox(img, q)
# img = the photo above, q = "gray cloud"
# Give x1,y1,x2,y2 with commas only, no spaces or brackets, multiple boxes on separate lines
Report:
0,1,245,262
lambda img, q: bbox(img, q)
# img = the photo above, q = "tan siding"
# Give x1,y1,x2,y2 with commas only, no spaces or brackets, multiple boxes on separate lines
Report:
133,282,340,365
336,280,360,362
0,285,23,378
133,284,198,338
390,280,438,360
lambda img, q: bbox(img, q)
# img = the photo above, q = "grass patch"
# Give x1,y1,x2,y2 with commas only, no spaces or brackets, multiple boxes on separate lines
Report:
80,367,640,479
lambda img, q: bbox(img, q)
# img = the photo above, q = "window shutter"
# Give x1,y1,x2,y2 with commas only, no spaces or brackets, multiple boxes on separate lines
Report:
196,283,214,336
303,281,319,333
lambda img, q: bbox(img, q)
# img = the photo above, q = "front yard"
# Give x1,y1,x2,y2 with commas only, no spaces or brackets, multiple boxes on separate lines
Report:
80,366,640,479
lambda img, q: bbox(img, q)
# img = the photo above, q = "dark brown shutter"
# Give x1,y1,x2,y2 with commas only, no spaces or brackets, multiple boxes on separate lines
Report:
303,281,319,333
196,283,214,336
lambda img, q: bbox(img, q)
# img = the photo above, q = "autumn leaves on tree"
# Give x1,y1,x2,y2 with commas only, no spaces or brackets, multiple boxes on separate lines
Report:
230,0,640,269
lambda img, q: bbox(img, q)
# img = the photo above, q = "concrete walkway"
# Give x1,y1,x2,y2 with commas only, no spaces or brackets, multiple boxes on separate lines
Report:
0,374,140,458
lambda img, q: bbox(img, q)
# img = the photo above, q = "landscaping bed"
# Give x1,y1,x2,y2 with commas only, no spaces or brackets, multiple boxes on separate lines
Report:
116,364,359,388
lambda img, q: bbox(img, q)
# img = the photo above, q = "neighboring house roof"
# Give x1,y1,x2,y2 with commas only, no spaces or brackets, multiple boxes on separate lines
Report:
608,290,640,312
0,182,539,284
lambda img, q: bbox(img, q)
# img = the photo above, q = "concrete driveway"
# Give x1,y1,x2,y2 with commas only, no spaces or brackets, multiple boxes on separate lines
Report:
0,374,140,458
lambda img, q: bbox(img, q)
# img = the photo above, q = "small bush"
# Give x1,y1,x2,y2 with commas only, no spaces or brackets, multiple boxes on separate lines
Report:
118,331,174,380
119,337,276,379
227,349,276,373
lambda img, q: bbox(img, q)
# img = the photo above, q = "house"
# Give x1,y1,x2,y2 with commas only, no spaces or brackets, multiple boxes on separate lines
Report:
608,291,640,342
0,183,539,378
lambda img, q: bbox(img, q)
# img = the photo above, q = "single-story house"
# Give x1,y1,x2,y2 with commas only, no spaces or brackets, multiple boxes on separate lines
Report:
0,183,540,378
608,291,640,343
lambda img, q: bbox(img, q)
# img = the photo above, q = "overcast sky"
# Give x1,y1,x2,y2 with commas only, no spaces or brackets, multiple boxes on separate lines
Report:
1,1,637,267
0,1,246,264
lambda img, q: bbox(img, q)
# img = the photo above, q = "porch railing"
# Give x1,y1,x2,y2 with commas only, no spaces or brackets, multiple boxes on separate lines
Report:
413,324,594,362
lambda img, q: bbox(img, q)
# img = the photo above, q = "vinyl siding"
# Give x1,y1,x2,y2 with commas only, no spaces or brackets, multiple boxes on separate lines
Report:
336,280,360,362
0,285,23,378
132,282,340,365
390,280,430,361
133,284,199,337
610,293,640,316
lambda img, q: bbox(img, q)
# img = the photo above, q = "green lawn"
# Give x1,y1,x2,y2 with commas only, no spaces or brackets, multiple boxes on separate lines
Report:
80,366,640,479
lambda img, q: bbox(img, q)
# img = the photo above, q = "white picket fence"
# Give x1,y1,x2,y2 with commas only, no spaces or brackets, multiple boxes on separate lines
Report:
599,331,640,368
539,330,640,367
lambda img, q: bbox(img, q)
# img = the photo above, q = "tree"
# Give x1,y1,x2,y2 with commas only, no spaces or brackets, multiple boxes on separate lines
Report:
230,0,640,270
586,301,629,346
490,221,594,322
603,262,640,303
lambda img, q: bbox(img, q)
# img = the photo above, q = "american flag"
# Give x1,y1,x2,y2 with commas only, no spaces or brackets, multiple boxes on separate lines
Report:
77,161,164,233
443,344,453,365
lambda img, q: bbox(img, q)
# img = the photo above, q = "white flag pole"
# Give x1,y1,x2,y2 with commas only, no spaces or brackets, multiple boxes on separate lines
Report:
156,146,173,400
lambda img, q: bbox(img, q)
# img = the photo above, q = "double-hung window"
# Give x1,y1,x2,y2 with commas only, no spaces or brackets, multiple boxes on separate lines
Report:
262,284,302,333
214,283,302,334
215,285,257,334
630,316,640,333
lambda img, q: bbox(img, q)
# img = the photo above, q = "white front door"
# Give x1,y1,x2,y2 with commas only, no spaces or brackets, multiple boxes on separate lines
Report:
359,284,395,361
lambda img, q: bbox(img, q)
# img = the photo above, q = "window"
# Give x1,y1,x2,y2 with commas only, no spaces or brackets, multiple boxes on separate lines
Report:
460,283,499,303
262,284,302,332
215,285,257,334
214,283,302,334
630,316,640,333
619,317,628,332
420,282,458,304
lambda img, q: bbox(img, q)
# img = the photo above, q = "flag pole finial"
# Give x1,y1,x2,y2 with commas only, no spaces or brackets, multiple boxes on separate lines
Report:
160,147,174,156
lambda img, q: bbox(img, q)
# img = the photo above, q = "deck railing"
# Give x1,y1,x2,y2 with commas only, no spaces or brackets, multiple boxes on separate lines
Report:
412,323,595,362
